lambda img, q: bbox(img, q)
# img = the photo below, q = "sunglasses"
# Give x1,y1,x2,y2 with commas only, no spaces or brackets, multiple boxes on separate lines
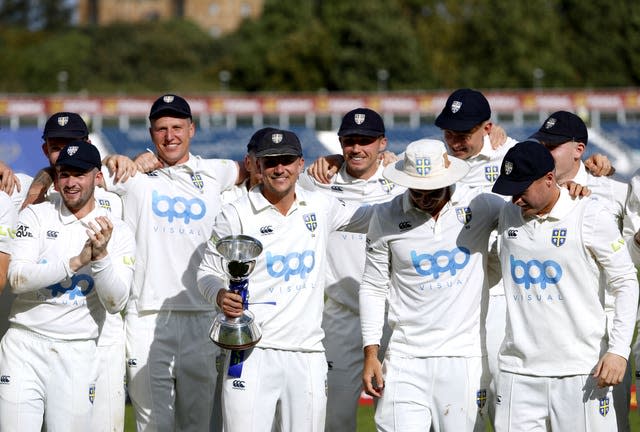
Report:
340,136,381,147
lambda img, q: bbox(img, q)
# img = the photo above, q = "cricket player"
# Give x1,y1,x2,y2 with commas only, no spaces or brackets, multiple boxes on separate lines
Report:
298,108,404,432
361,139,505,431
492,142,638,431
0,142,135,431
197,129,372,432
101,94,246,432
528,111,632,431
2,112,130,431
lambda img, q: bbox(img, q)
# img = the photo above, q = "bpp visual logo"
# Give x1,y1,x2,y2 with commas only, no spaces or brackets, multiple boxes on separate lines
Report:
510,255,562,289
411,247,470,279
266,250,315,281
47,273,94,298
151,190,206,223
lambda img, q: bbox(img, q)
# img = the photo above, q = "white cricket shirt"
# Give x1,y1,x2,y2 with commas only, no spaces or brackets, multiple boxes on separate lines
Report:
360,186,505,357
0,192,15,257
8,200,135,340
498,189,638,376
103,154,238,312
298,162,405,313
197,185,371,352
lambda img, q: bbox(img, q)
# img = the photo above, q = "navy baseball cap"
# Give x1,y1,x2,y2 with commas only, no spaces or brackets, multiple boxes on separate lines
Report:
55,141,102,171
529,111,588,146
42,112,89,140
149,94,192,120
338,108,385,137
492,141,555,196
254,129,303,158
247,127,279,153
435,89,491,132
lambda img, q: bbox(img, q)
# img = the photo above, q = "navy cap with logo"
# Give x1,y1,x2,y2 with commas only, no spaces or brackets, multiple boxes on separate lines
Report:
529,111,588,146
55,141,102,172
149,94,192,120
42,112,89,140
491,141,555,196
435,88,491,132
247,127,279,153
338,108,385,137
254,129,303,158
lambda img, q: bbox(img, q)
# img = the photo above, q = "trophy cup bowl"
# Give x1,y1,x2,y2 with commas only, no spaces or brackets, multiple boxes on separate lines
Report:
209,235,263,350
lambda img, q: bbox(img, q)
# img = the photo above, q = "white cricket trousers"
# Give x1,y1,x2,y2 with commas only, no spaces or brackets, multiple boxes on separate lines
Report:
494,371,617,431
126,309,220,432
375,355,488,432
221,347,327,432
0,326,98,432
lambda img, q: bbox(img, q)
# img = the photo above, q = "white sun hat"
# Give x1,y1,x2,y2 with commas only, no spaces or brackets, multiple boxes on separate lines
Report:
383,139,470,190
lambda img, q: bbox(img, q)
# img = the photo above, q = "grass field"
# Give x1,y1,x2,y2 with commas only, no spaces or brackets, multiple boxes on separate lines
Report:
123,400,640,431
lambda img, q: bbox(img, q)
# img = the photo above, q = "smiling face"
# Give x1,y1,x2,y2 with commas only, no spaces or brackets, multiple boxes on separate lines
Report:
339,135,387,179
55,166,101,217
149,116,194,166
258,155,304,203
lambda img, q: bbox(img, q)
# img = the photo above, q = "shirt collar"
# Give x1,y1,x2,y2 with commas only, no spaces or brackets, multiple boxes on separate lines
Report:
401,184,460,214
529,187,578,222
59,200,108,225
247,184,307,215
333,160,385,184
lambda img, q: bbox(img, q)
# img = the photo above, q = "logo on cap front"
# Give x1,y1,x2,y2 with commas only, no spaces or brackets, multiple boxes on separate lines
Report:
451,101,462,113
504,161,513,175
545,118,556,129
163,95,175,103
57,116,69,126
271,133,283,144
67,145,79,156
354,113,365,125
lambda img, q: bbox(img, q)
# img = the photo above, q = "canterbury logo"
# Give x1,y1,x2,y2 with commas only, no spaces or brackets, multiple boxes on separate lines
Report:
260,226,274,235
398,221,412,230
232,380,245,389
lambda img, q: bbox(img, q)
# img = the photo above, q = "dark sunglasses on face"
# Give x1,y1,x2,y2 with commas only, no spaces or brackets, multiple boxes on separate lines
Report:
340,136,381,147
261,155,300,168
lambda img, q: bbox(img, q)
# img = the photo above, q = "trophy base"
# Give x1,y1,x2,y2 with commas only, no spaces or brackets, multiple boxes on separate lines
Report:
209,310,262,351
213,336,262,351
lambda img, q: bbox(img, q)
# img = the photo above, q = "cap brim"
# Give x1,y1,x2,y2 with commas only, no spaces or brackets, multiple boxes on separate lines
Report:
255,150,302,158
528,130,570,145
337,128,383,137
149,108,191,120
382,158,469,190
491,177,533,196
43,131,88,139
435,116,486,132
55,161,100,171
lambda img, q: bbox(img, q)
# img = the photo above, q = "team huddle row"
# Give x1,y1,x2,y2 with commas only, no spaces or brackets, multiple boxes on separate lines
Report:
0,89,639,432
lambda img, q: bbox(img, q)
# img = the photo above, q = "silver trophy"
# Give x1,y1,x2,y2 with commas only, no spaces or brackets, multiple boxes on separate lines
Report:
209,235,263,350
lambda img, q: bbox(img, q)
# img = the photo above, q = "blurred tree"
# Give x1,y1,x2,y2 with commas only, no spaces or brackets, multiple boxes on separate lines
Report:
0,0,73,30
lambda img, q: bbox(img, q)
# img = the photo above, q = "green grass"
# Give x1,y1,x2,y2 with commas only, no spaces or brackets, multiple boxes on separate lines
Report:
123,402,640,431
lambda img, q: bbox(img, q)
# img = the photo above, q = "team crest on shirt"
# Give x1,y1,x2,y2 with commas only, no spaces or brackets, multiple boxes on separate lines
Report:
89,384,96,404
456,207,472,225
98,199,112,211
415,157,431,176
484,165,500,182
476,389,487,409
599,396,610,416
551,228,567,247
303,213,317,232
378,178,395,193
191,173,204,190
451,100,462,113
57,115,69,126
